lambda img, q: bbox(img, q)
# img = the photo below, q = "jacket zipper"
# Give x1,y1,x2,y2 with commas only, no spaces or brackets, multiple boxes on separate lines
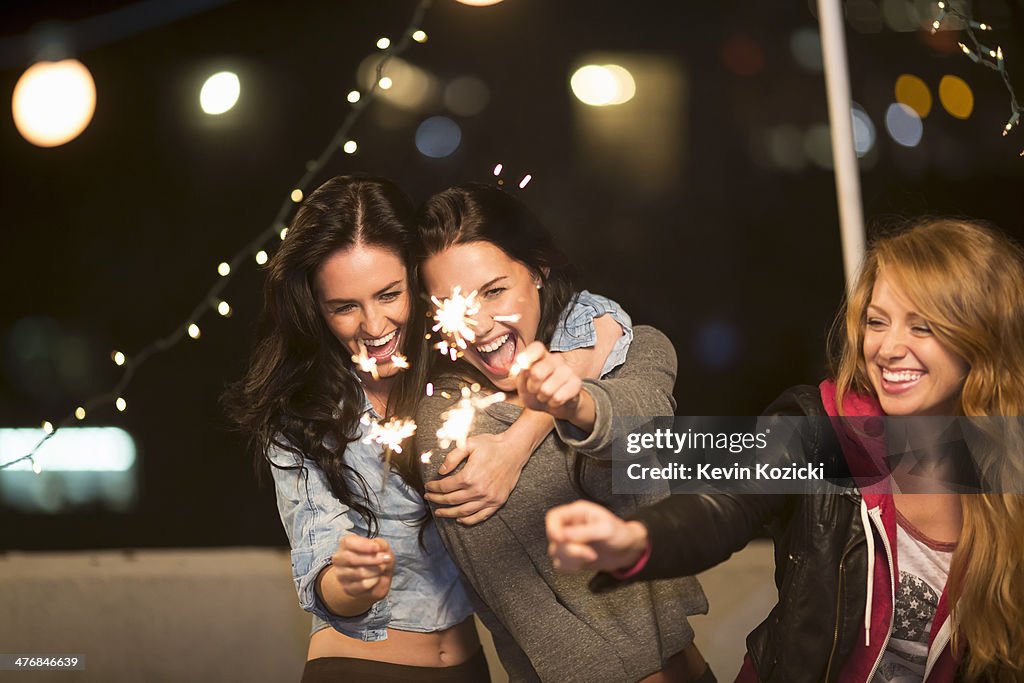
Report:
823,551,847,682
922,616,952,681
865,507,896,682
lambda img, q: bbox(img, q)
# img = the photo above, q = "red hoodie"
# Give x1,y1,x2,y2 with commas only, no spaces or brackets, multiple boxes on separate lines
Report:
734,381,960,682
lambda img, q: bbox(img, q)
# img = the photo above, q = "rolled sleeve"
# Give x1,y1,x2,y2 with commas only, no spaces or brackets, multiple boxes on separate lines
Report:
268,443,390,640
549,291,634,376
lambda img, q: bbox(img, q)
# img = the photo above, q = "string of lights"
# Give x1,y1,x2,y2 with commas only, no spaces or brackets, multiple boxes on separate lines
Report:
932,0,1022,155
0,0,434,473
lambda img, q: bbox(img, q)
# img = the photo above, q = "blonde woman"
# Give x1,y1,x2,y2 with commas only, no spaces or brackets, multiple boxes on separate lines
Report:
547,218,1024,681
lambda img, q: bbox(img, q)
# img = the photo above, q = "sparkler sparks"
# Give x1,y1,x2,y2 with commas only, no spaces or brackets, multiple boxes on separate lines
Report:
362,416,417,453
420,451,433,464
351,342,380,379
431,286,481,359
508,351,533,377
390,353,410,369
436,385,506,451
492,313,521,323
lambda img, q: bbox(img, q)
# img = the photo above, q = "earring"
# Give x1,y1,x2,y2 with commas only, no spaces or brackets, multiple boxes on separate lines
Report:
535,283,542,290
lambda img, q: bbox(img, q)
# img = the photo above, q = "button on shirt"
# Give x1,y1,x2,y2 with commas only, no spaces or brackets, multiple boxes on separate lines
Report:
270,290,633,640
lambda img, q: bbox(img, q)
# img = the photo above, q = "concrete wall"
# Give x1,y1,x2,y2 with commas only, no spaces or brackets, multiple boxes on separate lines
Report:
0,542,776,682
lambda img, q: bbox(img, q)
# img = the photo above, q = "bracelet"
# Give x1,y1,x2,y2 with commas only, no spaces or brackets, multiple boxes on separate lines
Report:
610,539,652,580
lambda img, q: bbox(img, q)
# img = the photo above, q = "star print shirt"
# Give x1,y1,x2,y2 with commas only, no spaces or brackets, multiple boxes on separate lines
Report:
871,510,956,683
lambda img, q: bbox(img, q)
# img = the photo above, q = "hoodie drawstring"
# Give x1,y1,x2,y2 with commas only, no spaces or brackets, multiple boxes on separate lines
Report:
860,497,874,647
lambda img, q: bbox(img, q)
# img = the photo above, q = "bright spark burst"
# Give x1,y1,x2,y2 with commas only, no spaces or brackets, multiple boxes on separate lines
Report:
352,342,380,379
508,351,533,377
436,385,506,451
362,415,417,453
420,451,433,464
390,353,410,370
431,287,480,359
492,313,521,323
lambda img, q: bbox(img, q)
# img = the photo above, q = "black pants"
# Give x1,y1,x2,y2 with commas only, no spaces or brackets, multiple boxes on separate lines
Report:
300,648,490,683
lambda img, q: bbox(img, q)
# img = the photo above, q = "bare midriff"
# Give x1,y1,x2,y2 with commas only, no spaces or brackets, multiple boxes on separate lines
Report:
306,616,480,667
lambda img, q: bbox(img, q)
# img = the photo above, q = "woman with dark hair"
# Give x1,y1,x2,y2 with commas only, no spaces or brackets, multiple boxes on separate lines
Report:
224,175,631,682
410,184,712,683
547,218,1024,682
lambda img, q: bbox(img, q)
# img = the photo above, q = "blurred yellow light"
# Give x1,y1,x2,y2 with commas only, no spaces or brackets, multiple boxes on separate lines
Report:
347,90,361,103
115,397,127,412
187,323,201,339
343,140,358,154
255,250,268,265
290,189,303,202
279,227,289,240
217,262,230,276
412,30,428,43
112,351,126,366
42,421,54,434
200,71,240,115
377,37,391,50
570,64,636,107
379,77,393,90
894,74,932,118
217,300,232,316
939,75,974,119
12,59,96,147
75,407,86,420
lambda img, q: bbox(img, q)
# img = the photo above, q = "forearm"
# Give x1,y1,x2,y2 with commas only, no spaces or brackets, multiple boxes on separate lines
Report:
315,564,377,617
504,407,556,456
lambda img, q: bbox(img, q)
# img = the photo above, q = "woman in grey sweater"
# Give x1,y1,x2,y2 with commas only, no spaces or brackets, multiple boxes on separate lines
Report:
407,184,711,683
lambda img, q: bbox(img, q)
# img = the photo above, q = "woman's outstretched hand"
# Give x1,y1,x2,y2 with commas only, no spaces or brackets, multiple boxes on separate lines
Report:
515,342,593,427
546,500,649,574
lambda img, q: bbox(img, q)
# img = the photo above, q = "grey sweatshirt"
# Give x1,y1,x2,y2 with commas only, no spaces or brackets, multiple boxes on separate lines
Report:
417,326,708,683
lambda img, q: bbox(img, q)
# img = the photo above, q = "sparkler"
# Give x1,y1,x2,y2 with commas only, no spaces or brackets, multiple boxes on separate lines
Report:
390,353,410,369
431,286,480,359
361,415,417,453
351,342,380,379
436,385,506,451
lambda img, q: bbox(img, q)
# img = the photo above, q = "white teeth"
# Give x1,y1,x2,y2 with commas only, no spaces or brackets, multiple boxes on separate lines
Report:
882,368,923,383
476,333,510,354
363,329,398,347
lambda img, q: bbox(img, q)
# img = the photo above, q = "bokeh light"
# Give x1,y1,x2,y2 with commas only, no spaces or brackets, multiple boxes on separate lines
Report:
570,64,636,106
885,103,924,147
720,34,764,77
12,60,96,147
455,0,504,5
845,0,884,33
894,74,932,118
415,116,462,158
199,71,240,115
851,104,877,157
789,28,823,73
694,321,741,371
938,75,974,119
444,76,490,116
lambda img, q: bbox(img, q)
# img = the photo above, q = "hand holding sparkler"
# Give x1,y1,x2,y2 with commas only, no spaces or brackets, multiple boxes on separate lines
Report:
327,535,395,602
545,500,648,574
513,342,594,429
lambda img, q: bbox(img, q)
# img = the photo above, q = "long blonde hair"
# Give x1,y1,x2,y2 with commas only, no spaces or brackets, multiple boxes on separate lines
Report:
831,217,1024,680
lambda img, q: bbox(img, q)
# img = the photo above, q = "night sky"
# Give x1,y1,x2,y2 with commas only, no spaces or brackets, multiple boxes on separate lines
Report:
2,0,1021,550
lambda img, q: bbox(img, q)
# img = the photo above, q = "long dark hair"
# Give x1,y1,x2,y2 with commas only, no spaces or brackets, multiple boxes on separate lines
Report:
396,183,578,413
223,175,428,536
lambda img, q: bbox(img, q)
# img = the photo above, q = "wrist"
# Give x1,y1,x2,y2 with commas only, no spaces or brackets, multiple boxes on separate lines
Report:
623,521,649,563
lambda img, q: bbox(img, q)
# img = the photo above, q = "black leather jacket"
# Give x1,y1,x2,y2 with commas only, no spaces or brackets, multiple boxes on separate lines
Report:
593,386,879,682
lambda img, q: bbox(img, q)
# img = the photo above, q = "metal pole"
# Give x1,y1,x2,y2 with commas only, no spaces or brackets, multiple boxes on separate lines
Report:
817,0,866,293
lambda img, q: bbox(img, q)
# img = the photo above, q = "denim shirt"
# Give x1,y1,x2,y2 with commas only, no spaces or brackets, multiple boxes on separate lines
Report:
270,289,632,641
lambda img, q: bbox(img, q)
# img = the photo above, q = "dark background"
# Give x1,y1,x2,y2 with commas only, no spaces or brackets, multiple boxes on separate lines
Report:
1,0,1021,550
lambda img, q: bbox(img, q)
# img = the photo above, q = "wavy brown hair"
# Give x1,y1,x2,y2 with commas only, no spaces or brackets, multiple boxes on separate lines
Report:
831,217,1024,680
223,175,428,536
